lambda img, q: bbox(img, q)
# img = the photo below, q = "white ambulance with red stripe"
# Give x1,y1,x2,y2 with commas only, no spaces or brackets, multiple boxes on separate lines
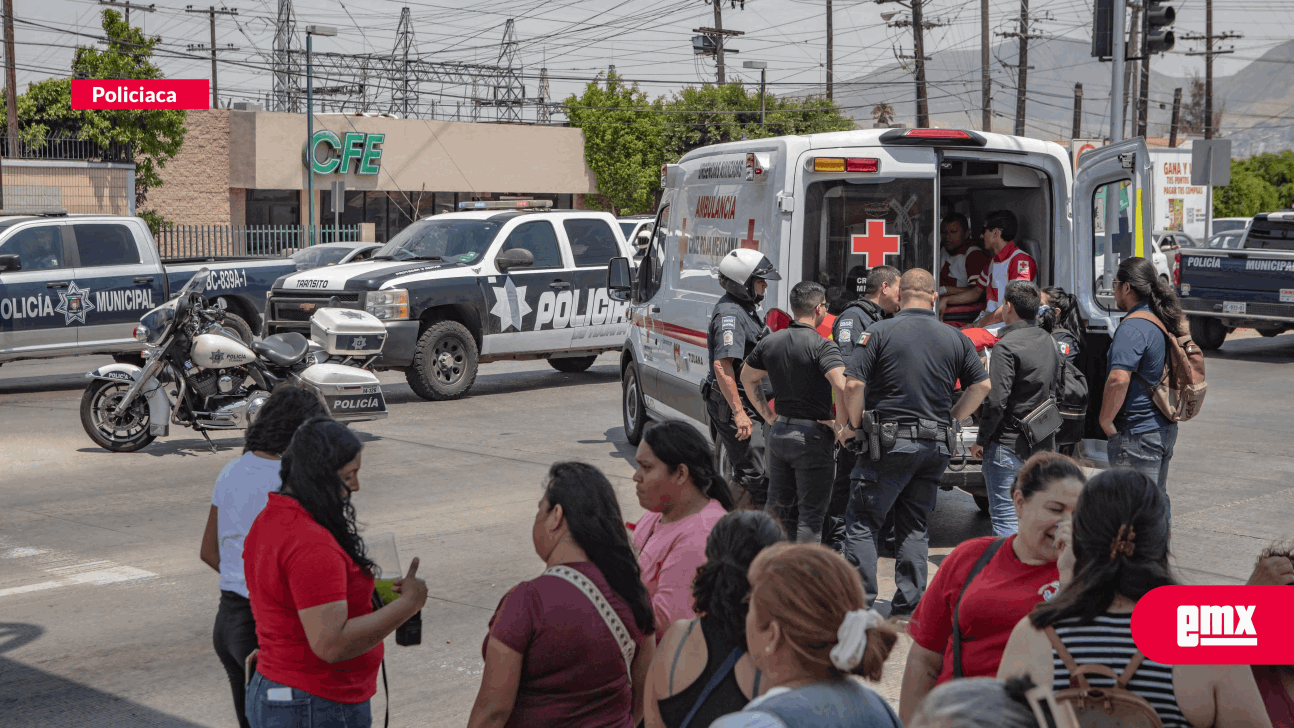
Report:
608,128,1158,498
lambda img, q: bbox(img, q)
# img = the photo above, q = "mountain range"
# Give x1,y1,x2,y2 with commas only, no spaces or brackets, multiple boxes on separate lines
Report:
826,37,1294,156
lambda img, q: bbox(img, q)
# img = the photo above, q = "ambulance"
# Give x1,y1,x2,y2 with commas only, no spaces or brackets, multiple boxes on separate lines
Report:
607,127,1156,506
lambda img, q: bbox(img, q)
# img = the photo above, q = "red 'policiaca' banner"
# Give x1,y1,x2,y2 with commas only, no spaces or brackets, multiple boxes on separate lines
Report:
71,79,210,110
1131,585,1294,664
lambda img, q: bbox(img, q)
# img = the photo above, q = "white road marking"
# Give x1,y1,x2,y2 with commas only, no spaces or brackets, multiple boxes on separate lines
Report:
0,541,157,599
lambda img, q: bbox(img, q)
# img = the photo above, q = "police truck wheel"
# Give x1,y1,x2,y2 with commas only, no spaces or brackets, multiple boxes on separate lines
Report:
406,321,478,401
549,355,597,373
112,353,146,367
1189,316,1227,350
622,362,648,445
80,380,156,452
219,312,254,344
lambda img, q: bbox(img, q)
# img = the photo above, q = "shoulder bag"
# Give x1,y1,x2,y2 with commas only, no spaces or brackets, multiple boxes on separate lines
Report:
546,564,638,685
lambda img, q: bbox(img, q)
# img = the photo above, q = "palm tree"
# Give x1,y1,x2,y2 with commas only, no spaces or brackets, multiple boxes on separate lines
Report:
872,103,896,128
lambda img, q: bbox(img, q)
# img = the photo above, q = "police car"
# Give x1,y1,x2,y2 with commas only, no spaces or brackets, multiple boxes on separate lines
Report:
609,128,1159,504
0,212,294,366
265,201,637,400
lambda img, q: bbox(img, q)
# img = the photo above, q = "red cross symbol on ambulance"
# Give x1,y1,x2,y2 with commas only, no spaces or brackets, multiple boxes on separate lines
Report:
850,220,901,267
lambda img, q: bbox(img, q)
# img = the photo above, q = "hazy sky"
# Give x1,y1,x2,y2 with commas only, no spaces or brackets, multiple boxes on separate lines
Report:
11,0,1291,120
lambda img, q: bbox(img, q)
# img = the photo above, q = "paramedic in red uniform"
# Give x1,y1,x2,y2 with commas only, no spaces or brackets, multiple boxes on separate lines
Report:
939,210,1036,327
937,213,990,313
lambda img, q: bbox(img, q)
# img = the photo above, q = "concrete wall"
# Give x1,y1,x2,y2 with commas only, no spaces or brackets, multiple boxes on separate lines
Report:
242,111,596,195
3,160,135,214
144,109,235,226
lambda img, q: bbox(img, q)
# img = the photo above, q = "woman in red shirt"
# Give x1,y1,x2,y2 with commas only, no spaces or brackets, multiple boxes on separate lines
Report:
467,462,657,728
243,418,428,728
898,452,1085,723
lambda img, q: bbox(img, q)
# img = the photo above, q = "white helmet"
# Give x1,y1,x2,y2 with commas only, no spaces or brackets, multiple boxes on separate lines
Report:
718,248,781,304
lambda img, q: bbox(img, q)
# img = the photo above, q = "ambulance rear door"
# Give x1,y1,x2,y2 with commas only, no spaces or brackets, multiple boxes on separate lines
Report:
649,150,779,426
1073,137,1155,334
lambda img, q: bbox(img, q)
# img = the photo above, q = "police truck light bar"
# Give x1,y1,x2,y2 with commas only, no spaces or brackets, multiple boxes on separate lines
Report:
457,199,554,210
813,158,880,173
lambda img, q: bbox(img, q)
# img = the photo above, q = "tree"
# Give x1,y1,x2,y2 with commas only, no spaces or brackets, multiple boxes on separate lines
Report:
3,10,186,232
872,104,896,127
660,83,855,162
1213,150,1294,217
563,72,663,216
1179,71,1224,137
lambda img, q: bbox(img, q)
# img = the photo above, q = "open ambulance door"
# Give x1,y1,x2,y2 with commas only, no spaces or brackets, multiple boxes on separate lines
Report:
1072,137,1154,445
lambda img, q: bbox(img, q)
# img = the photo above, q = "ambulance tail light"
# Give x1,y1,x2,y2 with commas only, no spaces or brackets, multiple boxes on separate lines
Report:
812,157,880,173
879,128,987,147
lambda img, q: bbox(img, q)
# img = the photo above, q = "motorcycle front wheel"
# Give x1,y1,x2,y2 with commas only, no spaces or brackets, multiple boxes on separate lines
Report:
80,379,156,452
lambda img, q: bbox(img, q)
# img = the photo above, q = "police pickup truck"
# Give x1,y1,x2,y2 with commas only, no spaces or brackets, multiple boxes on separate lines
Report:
1177,212,1294,349
0,212,296,366
608,128,1163,508
264,202,636,400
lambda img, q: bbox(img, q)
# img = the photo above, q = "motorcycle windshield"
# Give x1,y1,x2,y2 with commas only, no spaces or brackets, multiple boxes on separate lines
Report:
139,301,177,342
176,268,211,300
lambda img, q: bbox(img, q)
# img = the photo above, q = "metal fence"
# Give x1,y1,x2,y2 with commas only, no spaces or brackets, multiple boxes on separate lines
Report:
1,136,134,163
155,225,363,259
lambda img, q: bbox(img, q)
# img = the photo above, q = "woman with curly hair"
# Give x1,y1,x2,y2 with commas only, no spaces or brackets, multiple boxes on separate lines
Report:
645,510,786,728
243,418,428,728
198,385,325,728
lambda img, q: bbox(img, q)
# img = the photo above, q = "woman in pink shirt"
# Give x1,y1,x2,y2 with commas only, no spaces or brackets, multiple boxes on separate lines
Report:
633,420,734,630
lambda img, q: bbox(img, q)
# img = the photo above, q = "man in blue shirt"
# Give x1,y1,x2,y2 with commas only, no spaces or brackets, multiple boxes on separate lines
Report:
1098,257,1186,515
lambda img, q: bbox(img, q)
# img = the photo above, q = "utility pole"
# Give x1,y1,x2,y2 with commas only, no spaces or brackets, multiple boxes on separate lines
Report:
98,0,155,26
981,0,991,130
4,0,17,168
186,6,239,109
1013,0,1029,136
1182,0,1239,140
1072,82,1083,139
713,0,725,84
1168,86,1181,147
1122,1,1141,134
826,0,833,100
1137,10,1150,137
693,25,743,87
1109,0,1126,141
912,0,928,127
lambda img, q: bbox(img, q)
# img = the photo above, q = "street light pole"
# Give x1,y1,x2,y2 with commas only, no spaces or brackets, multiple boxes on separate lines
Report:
304,25,336,248
744,61,767,124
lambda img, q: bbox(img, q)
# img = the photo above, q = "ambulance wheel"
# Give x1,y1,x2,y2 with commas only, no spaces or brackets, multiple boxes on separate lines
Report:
219,312,254,344
973,495,990,514
622,362,648,445
80,380,156,452
1189,316,1227,351
548,355,597,373
407,321,478,401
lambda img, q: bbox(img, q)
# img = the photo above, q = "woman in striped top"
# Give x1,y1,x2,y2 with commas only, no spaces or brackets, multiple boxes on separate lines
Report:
997,468,1270,728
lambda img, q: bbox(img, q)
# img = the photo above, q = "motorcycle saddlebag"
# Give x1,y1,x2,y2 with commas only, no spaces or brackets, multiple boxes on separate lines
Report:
310,308,388,356
299,363,388,422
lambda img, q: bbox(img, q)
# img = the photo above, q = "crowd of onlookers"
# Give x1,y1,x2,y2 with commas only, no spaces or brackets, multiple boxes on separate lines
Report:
197,381,1294,728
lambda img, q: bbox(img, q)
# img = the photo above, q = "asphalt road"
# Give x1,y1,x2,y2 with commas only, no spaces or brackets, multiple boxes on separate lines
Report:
1,329,1291,727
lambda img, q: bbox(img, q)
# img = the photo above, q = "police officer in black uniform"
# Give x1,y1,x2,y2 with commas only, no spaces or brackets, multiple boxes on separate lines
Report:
843,268,991,615
823,265,901,548
705,247,781,508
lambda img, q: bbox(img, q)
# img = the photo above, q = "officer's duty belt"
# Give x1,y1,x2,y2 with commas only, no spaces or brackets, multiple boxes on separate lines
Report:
894,424,949,441
775,416,828,428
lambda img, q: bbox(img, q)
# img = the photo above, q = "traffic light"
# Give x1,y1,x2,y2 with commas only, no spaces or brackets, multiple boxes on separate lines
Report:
1092,0,1114,58
1145,0,1176,55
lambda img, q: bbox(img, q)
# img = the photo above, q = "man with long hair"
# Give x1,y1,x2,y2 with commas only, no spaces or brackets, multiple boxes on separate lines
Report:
1098,257,1187,514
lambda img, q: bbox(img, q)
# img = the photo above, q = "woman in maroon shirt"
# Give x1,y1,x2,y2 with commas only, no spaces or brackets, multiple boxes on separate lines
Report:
467,462,657,728
243,418,428,728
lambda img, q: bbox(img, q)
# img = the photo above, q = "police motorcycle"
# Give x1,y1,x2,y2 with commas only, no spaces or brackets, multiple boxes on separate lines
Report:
80,268,389,453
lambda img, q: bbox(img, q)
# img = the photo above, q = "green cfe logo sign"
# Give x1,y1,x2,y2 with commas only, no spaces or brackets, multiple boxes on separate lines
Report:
304,131,384,175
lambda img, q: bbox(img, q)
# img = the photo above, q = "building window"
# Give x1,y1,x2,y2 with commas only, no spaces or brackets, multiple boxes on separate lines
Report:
246,189,300,226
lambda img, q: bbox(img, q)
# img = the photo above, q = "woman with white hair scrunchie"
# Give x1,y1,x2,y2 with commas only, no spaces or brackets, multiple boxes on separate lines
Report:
710,544,902,728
